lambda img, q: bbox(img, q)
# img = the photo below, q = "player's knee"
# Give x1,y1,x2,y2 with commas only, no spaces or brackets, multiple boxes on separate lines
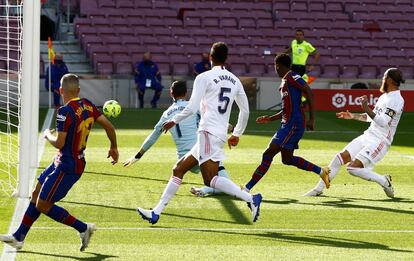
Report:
35,200,52,214
339,151,351,164
281,155,293,165
172,165,184,179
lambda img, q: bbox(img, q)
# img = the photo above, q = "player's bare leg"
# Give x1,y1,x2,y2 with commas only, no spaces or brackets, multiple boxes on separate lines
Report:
201,160,263,222
244,143,281,191
0,183,42,250
137,153,198,224
280,148,330,189
305,150,351,196
346,159,394,198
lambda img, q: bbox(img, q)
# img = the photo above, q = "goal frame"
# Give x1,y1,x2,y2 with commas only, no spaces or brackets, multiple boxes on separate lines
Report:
16,0,40,198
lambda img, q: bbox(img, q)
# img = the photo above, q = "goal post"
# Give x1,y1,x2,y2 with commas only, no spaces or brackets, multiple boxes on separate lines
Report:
17,0,41,198
0,0,40,198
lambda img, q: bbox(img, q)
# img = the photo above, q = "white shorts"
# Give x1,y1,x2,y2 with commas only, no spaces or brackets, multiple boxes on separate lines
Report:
190,130,226,165
343,132,389,168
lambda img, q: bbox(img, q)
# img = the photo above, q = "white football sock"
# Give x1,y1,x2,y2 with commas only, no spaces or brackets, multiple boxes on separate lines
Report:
153,176,182,215
210,176,253,203
347,167,387,187
200,168,229,195
314,153,343,191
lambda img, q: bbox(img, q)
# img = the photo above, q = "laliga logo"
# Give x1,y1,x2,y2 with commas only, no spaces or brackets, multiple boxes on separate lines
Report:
332,93,379,108
332,93,346,108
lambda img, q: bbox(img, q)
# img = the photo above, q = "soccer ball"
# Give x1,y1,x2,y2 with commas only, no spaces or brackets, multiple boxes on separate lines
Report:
103,100,121,118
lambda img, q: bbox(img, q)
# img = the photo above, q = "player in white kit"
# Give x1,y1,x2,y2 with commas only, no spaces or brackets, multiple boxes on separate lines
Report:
305,68,405,198
122,81,229,196
136,42,263,224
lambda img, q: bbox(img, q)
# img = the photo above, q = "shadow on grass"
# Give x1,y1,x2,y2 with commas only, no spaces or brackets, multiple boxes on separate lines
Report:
301,197,414,215
18,251,117,260
61,200,243,225
196,230,412,253
83,170,201,186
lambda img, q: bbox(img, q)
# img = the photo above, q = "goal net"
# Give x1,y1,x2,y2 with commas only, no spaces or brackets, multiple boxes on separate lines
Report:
0,1,23,195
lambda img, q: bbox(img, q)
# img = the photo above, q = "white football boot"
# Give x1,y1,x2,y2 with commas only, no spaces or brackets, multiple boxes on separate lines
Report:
383,175,394,198
0,234,24,250
190,187,206,197
80,223,96,252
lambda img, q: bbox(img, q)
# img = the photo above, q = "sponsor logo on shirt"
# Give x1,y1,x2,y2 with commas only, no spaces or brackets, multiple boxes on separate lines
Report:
56,114,66,121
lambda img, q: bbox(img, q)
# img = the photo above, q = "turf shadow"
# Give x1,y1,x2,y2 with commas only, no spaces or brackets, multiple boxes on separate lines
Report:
325,196,414,204
83,170,201,186
301,198,414,215
196,230,412,253
18,251,118,260
213,194,251,225
61,200,240,225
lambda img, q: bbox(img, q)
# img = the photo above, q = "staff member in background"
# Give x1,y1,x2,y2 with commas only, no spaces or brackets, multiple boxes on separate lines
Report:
285,29,320,77
45,53,69,108
134,52,163,109
193,52,211,76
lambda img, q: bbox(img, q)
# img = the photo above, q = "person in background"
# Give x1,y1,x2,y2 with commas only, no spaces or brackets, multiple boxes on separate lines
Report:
134,52,163,109
45,53,69,109
285,29,320,77
193,52,211,76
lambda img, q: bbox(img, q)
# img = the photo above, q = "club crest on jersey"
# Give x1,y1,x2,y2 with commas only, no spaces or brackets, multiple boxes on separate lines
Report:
56,114,66,122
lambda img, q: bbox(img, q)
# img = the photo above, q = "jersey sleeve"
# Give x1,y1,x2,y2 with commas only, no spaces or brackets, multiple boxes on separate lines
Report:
56,107,72,132
372,97,403,127
172,75,207,124
92,103,102,120
140,113,167,152
290,74,307,90
306,42,316,53
232,81,250,137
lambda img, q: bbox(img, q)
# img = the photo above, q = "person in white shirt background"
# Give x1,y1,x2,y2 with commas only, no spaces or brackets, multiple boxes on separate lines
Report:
305,68,405,198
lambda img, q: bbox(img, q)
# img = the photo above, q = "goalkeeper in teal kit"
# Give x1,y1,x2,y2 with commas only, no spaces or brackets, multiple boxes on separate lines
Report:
123,81,229,197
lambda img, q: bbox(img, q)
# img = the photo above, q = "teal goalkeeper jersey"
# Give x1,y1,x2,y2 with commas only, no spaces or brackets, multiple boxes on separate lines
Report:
141,99,199,159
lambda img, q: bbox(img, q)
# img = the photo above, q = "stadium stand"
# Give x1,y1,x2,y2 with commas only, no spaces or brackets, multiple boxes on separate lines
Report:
40,0,414,78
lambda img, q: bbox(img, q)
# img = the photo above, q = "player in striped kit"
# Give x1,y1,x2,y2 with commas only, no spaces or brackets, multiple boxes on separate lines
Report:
0,74,119,251
305,68,404,197
242,54,330,193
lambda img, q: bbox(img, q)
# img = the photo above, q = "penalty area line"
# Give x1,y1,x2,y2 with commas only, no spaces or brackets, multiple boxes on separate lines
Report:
31,227,414,233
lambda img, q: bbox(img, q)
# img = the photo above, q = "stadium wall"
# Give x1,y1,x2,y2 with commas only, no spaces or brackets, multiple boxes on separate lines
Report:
38,77,414,110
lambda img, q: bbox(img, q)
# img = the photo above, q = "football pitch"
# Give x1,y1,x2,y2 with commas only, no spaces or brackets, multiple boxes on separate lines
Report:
1,108,414,260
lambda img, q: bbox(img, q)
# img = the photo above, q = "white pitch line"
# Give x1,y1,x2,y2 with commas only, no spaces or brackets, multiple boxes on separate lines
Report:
246,130,414,134
1,108,54,261
31,226,414,233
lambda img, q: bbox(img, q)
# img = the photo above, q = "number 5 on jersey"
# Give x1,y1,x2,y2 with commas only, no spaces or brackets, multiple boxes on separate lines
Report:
218,87,231,114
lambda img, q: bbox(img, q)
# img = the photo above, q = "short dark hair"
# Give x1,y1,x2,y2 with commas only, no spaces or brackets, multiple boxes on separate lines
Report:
171,81,187,98
386,68,405,86
296,29,304,34
274,53,291,68
210,42,228,64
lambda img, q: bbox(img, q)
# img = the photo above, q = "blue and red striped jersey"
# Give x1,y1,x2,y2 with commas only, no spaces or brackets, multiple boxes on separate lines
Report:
279,71,306,126
55,97,102,174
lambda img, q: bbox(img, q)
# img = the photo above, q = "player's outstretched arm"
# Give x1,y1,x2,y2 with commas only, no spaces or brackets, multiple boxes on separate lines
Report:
123,116,165,167
256,111,282,124
44,129,67,149
96,115,119,164
337,110,369,122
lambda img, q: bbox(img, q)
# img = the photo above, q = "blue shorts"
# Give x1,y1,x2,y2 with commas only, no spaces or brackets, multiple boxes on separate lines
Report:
271,123,304,150
37,162,80,203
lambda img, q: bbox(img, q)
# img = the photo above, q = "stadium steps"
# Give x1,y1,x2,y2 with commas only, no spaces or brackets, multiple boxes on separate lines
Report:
40,39,94,74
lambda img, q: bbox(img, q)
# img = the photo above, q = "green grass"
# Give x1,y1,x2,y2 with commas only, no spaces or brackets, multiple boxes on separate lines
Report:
1,109,414,260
